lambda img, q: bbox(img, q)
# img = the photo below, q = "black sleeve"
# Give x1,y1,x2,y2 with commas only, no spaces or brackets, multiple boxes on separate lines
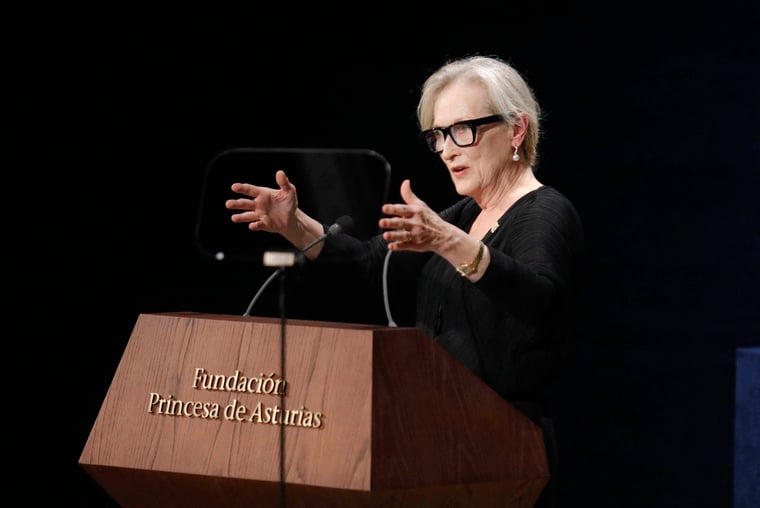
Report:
477,188,584,323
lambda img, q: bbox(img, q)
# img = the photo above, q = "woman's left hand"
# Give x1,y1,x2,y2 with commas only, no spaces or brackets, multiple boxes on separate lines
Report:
379,179,452,252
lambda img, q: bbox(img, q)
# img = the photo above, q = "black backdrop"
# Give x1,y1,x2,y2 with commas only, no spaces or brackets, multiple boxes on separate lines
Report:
10,3,759,507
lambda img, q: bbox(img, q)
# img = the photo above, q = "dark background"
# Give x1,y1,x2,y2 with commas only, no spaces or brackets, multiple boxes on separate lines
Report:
9,3,759,507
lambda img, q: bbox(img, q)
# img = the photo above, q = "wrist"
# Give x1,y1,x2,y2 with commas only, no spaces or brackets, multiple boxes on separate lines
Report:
455,241,485,277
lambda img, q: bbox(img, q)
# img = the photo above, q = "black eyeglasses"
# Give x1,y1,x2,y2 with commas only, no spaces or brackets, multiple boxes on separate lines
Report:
421,114,504,153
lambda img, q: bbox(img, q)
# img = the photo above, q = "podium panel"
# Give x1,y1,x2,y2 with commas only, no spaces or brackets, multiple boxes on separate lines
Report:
80,312,548,507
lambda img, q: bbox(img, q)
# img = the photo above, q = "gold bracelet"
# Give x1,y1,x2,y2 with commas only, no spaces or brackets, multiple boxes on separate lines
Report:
455,241,484,277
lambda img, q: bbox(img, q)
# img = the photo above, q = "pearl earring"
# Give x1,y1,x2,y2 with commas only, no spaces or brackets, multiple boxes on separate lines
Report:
512,146,520,162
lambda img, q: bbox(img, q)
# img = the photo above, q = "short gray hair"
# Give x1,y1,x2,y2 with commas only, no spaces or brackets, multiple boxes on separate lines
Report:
417,55,541,167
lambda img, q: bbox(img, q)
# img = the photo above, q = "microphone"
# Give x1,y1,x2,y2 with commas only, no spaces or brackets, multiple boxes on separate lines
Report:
297,215,354,256
243,215,354,316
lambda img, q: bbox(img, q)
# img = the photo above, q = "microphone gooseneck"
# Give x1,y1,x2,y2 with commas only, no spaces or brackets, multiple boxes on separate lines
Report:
382,249,397,326
243,268,283,317
242,215,353,317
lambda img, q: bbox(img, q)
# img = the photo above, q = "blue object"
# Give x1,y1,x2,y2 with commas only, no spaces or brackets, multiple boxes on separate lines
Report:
735,347,760,508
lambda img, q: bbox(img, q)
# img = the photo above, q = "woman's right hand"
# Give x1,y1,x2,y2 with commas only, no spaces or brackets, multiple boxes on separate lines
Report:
226,170,326,256
226,169,298,235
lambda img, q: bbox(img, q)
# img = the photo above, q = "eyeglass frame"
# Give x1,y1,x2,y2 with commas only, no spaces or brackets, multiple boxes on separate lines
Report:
421,114,505,153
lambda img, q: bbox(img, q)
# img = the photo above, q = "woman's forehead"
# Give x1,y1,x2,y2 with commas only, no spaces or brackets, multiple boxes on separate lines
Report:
433,81,489,124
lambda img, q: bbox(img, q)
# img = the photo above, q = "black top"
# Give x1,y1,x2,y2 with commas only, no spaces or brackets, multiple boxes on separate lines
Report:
319,186,584,419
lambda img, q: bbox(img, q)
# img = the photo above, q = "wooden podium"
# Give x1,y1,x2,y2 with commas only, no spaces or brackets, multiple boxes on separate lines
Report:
80,312,548,507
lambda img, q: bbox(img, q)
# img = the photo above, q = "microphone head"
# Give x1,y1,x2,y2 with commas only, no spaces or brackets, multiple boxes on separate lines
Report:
328,215,354,235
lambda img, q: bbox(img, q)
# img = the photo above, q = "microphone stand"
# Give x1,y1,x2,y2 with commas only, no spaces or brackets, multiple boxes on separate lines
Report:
251,252,299,508
277,267,287,508
258,259,292,508
257,250,308,508
243,217,353,506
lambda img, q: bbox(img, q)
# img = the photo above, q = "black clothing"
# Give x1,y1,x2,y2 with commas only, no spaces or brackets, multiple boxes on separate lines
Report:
320,185,584,413
319,185,583,507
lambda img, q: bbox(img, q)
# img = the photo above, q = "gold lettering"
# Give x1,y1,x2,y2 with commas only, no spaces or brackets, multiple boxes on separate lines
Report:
249,401,264,423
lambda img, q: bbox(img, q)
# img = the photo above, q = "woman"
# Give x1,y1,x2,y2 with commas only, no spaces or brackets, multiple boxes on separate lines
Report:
226,55,584,506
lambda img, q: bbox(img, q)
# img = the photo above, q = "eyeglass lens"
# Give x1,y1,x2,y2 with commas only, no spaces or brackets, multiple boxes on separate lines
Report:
424,123,476,152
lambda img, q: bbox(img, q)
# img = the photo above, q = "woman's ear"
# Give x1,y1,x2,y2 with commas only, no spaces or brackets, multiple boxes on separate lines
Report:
512,112,530,146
